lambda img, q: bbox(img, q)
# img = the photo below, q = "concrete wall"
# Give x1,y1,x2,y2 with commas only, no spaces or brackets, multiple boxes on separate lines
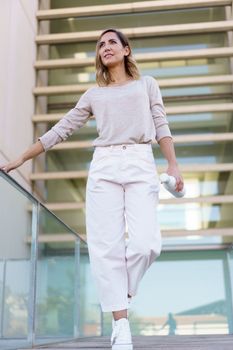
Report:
0,0,38,191
0,0,38,259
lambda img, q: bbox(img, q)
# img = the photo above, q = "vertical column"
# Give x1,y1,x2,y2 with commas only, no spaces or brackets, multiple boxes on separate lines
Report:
33,0,51,200
225,1,233,91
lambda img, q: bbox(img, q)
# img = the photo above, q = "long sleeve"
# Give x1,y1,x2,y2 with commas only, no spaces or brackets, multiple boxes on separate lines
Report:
38,89,92,151
147,76,172,142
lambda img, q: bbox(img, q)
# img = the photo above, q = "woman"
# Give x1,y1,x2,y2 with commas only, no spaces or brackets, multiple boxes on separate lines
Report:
1,28,183,350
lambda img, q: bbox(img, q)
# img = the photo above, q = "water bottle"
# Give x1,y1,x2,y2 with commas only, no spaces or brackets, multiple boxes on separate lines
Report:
159,173,185,198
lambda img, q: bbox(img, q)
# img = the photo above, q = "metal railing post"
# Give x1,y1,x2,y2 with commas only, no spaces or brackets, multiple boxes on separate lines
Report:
27,202,39,346
74,238,80,338
223,249,233,333
100,304,104,336
0,260,6,338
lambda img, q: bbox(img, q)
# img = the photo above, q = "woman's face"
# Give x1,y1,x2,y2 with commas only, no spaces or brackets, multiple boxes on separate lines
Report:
98,31,130,68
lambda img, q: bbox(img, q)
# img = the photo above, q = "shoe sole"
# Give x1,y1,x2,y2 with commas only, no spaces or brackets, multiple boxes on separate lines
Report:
112,344,133,350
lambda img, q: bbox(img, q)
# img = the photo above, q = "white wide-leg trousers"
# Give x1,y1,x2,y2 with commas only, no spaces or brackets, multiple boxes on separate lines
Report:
85,143,162,312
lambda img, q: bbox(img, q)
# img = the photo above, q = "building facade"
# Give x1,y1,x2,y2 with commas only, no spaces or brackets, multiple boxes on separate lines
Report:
34,0,233,246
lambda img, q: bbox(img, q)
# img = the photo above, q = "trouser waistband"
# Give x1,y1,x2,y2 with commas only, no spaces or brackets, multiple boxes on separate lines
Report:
95,143,152,151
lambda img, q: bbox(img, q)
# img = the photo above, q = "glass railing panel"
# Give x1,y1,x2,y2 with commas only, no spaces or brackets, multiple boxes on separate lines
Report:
35,207,77,344
227,246,233,334
0,171,37,350
2,259,30,338
78,239,102,337
0,261,3,336
102,249,232,336
35,250,77,344
0,171,100,349
34,205,81,345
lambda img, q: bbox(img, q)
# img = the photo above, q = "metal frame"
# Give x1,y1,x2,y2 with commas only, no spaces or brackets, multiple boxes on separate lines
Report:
74,238,81,338
27,203,39,345
0,260,6,338
223,248,233,333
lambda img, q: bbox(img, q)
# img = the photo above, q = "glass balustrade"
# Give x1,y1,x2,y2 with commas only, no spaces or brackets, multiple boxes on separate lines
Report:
0,170,100,350
102,249,233,337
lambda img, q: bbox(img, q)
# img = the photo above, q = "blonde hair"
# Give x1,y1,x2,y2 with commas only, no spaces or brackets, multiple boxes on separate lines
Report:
95,28,140,87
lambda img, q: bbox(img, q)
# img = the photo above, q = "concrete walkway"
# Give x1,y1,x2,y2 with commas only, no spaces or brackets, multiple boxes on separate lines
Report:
21,334,233,350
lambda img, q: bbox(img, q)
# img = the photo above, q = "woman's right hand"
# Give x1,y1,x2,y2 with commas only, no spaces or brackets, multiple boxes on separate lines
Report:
0,157,24,173
0,141,45,174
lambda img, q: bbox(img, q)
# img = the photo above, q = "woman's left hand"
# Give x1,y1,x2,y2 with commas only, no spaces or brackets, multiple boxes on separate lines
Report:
166,163,184,192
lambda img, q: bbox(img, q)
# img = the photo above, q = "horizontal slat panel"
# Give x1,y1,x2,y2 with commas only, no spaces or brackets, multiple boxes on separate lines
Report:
37,0,230,20
33,84,93,96
165,103,233,114
164,227,233,237
174,133,233,143
36,21,233,44
30,163,233,180
159,74,233,88
33,75,233,96
41,195,233,211
52,141,91,149
35,57,93,69
162,195,233,204
44,202,85,211
32,103,233,122
163,244,231,251
33,114,62,122
34,47,233,70
25,234,85,243
24,227,233,244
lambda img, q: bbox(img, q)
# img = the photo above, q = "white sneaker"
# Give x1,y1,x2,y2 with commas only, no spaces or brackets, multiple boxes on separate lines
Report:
111,318,133,350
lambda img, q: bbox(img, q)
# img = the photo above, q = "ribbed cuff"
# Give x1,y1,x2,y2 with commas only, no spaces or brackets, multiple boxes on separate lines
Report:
156,124,173,142
38,130,62,152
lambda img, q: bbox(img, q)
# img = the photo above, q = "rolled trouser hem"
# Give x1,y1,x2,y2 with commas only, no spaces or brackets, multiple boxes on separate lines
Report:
101,303,129,312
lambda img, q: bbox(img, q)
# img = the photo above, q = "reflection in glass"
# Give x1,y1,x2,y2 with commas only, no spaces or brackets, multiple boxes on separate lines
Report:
122,250,230,336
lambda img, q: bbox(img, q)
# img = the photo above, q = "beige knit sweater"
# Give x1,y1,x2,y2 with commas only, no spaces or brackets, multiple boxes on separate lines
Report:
39,75,172,151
